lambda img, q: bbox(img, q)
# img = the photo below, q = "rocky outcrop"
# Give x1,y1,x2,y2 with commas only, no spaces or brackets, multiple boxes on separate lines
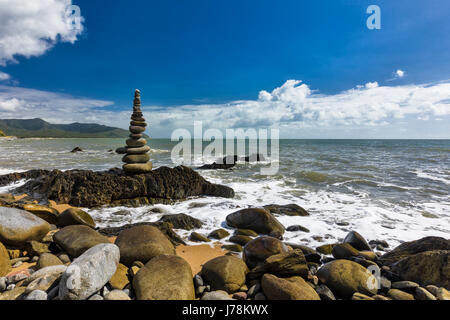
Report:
133,255,195,300
226,208,285,238
0,166,234,208
198,154,266,170
391,250,449,289
158,214,203,230
379,236,450,266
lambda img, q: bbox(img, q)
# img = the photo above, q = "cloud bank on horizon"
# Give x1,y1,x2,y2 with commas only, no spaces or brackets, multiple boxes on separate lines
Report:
0,0,83,66
1,79,449,138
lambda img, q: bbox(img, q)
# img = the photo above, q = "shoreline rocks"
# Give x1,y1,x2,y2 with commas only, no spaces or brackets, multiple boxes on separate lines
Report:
0,166,235,208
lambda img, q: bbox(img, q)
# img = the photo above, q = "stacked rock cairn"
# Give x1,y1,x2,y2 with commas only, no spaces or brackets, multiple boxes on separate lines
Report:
122,89,153,173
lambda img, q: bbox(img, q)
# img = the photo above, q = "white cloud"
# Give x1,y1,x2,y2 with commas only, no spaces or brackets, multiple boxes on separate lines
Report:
0,0,84,66
142,80,450,134
0,80,449,138
365,81,379,89
0,85,114,122
0,71,10,81
396,69,405,78
0,97,23,111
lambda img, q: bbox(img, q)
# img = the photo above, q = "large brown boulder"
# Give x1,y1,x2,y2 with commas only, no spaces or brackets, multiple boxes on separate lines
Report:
0,207,51,246
380,237,450,266
316,260,378,298
261,274,320,300
391,250,449,289
201,255,249,293
332,243,360,260
115,225,175,266
0,166,234,208
53,225,110,258
0,241,11,277
243,236,291,269
248,249,308,279
133,255,195,300
226,208,285,237
57,208,96,228
21,204,59,225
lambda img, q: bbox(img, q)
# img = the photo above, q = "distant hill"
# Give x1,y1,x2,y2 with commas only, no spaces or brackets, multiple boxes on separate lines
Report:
0,129,4,137
0,118,135,138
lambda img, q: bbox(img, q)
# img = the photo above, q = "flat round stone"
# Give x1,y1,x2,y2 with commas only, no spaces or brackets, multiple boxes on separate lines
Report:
129,126,145,134
122,154,150,164
126,138,147,148
130,121,147,127
131,116,145,121
125,146,150,154
123,162,153,174
129,133,143,139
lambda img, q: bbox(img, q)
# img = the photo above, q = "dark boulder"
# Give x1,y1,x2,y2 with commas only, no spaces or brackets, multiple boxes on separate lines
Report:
158,214,203,230
379,237,450,266
263,204,310,217
343,231,371,251
243,236,291,269
0,166,234,208
391,250,449,289
226,208,285,238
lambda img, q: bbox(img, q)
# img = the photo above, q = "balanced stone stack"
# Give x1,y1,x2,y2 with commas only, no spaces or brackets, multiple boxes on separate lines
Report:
122,89,153,174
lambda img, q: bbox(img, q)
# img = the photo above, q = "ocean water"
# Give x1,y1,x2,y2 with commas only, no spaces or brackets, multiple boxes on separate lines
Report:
0,138,449,249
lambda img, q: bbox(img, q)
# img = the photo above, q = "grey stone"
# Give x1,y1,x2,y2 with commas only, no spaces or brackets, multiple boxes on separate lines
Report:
201,290,234,300
59,243,120,300
25,290,48,300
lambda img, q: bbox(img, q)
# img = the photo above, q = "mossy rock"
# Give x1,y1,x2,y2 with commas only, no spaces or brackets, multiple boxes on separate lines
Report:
57,208,96,229
189,232,211,243
115,225,175,266
229,235,252,246
201,255,249,293
316,259,378,298
133,255,195,300
261,274,320,300
208,229,230,240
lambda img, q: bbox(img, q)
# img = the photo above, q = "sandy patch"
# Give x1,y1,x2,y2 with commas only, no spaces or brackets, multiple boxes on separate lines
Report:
176,243,228,275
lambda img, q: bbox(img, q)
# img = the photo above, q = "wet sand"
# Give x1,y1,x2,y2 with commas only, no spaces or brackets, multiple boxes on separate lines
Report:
176,243,228,275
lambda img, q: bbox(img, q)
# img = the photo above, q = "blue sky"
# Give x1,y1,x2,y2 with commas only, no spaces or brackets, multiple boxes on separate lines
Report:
0,0,449,138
